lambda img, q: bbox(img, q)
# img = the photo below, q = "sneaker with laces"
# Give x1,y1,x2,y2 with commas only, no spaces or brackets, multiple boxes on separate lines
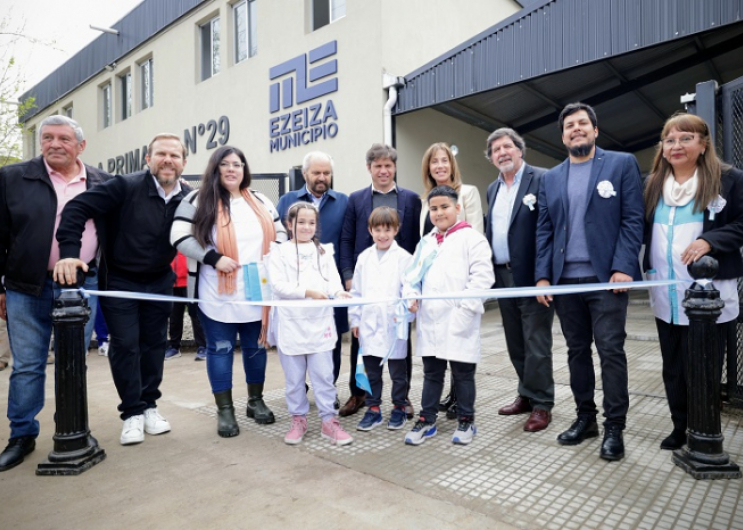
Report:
98,342,109,357
143,408,171,435
321,417,353,446
404,418,437,445
284,415,308,445
387,407,408,430
356,409,383,431
164,348,181,360
195,347,207,361
120,414,145,445
452,420,477,445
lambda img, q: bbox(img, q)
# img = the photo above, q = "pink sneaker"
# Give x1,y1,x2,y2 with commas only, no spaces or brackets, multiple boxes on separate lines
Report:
321,417,353,446
284,415,308,445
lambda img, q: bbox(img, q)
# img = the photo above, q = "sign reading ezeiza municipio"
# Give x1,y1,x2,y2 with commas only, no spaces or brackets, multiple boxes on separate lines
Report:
269,40,339,152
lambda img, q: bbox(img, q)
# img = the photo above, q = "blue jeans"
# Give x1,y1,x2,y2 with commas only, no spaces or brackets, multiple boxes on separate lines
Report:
198,310,267,393
5,273,98,439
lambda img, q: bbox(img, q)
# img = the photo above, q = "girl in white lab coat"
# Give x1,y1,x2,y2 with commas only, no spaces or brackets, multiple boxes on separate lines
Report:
268,202,353,446
349,207,413,432
403,186,495,447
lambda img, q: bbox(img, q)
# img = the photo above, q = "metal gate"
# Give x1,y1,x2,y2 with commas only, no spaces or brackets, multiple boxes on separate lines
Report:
688,77,743,407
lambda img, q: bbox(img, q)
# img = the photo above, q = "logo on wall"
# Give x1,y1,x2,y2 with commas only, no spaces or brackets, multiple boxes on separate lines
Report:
268,40,339,152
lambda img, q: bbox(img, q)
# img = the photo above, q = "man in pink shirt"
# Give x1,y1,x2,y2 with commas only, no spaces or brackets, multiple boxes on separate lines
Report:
0,115,110,472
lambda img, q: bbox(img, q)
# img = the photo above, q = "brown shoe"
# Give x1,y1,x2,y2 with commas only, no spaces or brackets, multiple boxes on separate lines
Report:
498,396,533,416
524,409,551,432
339,395,365,417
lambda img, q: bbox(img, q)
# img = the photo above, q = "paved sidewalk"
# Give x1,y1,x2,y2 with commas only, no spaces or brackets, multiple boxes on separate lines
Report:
1,296,742,529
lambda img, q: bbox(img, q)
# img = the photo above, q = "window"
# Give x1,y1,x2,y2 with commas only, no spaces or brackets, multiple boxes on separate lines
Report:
234,0,257,63
62,104,73,118
312,0,345,31
102,83,112,128
200,17,220,80
140,58,154,109
120,72,132,120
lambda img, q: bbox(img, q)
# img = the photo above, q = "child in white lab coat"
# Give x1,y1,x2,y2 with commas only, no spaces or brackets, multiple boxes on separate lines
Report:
268,202,353,446
403,186,495,446
349,207,413,432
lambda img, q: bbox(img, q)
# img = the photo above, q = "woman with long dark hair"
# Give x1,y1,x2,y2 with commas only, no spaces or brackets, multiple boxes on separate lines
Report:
643,113,743,450
171,146,286,437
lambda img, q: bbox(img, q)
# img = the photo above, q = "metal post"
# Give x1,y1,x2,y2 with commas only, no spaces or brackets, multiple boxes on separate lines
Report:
36,288,106,475
672,256,740,479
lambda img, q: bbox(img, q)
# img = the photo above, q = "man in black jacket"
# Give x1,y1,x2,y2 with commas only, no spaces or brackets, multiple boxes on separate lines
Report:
0,115,110,472
54,133,188,447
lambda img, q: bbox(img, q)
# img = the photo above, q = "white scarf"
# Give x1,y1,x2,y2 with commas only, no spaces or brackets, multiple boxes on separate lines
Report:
662,170,698,207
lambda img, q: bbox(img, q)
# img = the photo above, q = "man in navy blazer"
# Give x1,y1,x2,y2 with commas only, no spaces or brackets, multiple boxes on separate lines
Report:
485,128,555,433
338,143,421,417
535,103,644,462
276,151,349,388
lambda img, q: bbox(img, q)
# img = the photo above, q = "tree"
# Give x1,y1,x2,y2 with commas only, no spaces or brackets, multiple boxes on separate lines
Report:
0,16,36,167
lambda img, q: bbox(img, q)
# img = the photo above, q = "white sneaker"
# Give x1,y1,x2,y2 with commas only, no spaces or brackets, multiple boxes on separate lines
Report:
144,407,171,435
120,415,145,445
452,420,477,445
98,342,109,357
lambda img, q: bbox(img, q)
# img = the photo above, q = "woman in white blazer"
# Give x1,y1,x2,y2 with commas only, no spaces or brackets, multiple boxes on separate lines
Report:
419,142,484,237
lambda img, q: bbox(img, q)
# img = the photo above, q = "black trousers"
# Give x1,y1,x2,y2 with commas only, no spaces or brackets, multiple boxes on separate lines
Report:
420,357,476,422
350,333,412,398
655,318,731,432
168,286,205,349
362,356,407,408
100,272,173,420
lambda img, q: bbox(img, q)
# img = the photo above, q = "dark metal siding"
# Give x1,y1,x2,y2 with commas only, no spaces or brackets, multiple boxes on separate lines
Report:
395,0,743,114
21,0,209,122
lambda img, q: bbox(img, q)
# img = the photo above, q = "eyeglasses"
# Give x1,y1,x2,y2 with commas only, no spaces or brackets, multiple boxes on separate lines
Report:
219,162,245,169
662,135,698,148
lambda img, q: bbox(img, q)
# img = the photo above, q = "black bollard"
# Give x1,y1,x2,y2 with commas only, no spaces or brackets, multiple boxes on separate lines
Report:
672,256,741,480
36,285,106,476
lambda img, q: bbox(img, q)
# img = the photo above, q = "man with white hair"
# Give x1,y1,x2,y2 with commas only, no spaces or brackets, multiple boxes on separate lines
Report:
0,115,110,472
276,152,349,394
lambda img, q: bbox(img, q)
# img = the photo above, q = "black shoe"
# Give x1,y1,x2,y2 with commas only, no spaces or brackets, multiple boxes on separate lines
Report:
438,392,456,412
557,417,599,446
446,403,458,420
0,437,36,472
660,428,686,451
600,426,625,461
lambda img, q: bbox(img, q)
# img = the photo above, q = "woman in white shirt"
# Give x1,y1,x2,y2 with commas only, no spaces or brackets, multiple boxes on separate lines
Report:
171,146,286,438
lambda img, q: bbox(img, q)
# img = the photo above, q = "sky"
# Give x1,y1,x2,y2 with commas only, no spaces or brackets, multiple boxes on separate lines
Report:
4,0,144,91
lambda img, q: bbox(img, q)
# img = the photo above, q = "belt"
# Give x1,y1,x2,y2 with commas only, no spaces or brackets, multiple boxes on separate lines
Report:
495,263,512,270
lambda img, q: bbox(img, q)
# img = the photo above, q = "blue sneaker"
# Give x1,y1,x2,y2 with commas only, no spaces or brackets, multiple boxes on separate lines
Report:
164,348,181,360
404,419,437,445
356,409,383,431
452,420,477,445
387,407,408,430
195,347,207,361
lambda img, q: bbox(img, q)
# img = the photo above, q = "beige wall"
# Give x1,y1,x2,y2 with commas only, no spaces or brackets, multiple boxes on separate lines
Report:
22,0,522,195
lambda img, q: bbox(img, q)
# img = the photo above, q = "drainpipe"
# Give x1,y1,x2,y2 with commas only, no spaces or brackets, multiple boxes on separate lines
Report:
383,73,405,147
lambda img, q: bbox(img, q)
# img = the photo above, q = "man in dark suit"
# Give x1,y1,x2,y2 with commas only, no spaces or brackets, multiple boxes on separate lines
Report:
277,151,349,389
485,128,555,433
0,115,110,472
338,143,421,416
535,102,644,461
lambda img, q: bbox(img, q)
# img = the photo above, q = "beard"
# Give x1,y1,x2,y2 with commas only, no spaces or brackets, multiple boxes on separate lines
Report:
568,140,595,158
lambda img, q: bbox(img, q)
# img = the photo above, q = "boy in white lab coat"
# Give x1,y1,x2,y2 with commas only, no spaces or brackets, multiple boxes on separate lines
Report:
349,207,413,431
403,185,495,446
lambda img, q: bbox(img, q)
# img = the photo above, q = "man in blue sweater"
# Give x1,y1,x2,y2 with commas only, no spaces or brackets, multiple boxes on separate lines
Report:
535,103,644,462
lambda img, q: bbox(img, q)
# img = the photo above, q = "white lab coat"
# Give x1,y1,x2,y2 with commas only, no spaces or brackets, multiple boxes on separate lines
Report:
404,227,494,363
267,241,344,355
349,241,413,359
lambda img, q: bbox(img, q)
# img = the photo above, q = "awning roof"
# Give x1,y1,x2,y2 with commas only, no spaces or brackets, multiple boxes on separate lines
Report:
394,0,743,159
